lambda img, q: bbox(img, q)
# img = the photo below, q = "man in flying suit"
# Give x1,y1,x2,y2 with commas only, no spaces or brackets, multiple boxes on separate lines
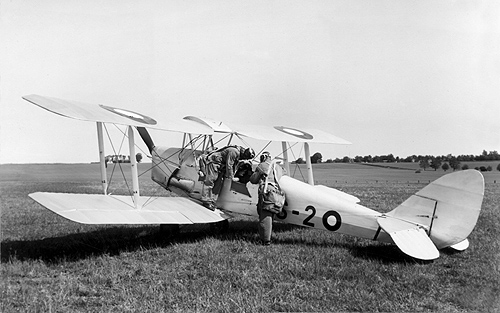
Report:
201,145,255,210
250,151,284,245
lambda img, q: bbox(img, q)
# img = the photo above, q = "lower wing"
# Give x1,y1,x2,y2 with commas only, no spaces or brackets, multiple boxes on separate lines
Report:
30,192,227,224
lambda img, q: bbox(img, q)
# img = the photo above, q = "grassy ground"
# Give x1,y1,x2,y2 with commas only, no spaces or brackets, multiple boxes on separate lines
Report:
1,163,499,312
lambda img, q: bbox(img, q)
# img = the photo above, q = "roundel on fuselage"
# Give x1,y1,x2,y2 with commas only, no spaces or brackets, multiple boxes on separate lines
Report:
274,126,313,140
99,105,157,125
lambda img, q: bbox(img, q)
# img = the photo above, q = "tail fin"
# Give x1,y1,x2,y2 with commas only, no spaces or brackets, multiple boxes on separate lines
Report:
378,170,484,259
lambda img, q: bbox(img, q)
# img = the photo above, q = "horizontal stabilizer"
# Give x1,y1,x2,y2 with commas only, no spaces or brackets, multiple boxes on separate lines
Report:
29,192,226,225
377,216,439,260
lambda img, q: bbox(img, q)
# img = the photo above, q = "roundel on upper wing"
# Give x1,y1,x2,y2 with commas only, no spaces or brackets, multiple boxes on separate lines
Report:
274,126,313,140
99,105,157,125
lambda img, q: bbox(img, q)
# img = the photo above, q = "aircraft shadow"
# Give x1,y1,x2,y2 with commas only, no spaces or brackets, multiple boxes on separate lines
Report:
347,244,431,264
2,226,169,264
1,221,266,264
274,234,426,264
271,224,431,264
1,220,428,265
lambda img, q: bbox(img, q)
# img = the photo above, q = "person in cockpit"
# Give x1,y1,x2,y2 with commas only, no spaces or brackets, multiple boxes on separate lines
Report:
233,160,254,184
199,145,255,210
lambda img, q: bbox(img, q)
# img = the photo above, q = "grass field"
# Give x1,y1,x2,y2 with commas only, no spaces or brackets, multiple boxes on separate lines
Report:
1,163,499,312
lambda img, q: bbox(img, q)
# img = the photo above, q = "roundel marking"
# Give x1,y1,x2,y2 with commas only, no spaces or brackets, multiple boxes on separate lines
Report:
274,126,313,140
100,105,157,125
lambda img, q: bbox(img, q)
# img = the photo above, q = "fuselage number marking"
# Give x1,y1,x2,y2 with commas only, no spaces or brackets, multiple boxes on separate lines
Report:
279,205,341,231
303,205,316,227
322,210,342,231
277,205,342,232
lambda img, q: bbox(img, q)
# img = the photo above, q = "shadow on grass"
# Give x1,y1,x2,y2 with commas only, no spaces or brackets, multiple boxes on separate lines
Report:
1,219,429,265
272,224,432,264
275,236,429,264
1,220,260,264
2,225,168,264
348,244,433,264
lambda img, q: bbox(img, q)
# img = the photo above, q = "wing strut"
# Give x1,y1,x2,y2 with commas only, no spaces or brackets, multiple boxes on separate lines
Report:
128,126,140,208
96,122,108,195
281,141,290,175
304,142,314,185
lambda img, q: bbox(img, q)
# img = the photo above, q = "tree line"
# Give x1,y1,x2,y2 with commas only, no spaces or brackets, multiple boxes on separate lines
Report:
293,150,500,172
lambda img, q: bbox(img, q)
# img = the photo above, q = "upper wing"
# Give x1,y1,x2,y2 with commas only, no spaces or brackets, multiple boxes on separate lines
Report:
184,115,351,145
30,192,226,224
183,116,233,133
23,95,213,135
233,124,352,144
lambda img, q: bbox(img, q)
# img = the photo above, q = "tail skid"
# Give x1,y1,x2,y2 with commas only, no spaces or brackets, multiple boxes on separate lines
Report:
377,170,484,260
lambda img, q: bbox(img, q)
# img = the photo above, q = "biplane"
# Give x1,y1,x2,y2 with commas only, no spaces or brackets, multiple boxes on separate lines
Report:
22,95,484,260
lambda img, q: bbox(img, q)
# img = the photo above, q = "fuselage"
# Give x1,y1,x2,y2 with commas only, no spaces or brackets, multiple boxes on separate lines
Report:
152,146,392,244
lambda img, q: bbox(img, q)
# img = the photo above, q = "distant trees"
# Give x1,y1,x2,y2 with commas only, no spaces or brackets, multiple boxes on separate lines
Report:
326,151,498,164
293,158,305,164
136,153,143,163
419,158,430,171
311,152,322,164
292,153,323,164
362,155,373,163
430,158,442,171
475,150,500,161
448,156,461,171
291,150,499,171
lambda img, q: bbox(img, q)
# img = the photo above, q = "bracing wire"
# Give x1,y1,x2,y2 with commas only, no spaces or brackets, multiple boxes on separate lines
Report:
105,125,178,207
287,142,306,181
211,133,233,149
104,124,133,198
102,123,210,208
138,132,206,207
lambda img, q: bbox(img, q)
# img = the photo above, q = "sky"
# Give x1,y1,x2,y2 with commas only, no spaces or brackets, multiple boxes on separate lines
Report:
1,0,499,164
